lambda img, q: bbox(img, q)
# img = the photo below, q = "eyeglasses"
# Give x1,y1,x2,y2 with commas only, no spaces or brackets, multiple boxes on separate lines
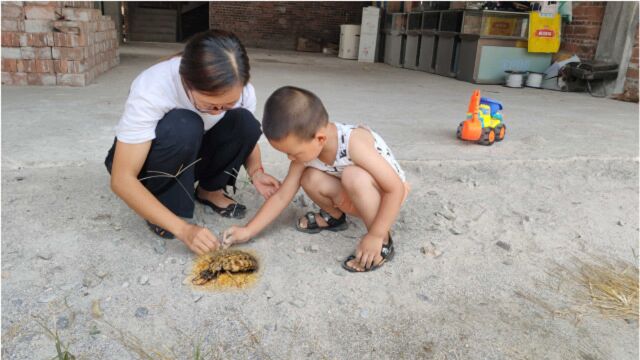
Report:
186,87,242,114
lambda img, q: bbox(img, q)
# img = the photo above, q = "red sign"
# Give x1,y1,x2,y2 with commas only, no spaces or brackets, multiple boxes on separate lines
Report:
535,29,555,37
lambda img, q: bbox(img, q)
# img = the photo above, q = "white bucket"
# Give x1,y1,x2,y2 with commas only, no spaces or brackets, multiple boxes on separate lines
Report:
526,72,544,88
339,24,361,60
505,71,526,88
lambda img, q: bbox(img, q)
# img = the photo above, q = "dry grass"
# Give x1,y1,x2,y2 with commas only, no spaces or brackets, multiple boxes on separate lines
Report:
33,316,76,360
547,256,639,320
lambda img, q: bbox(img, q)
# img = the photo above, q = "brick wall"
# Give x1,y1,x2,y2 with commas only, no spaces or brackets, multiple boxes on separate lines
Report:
1,1,119,86
209,2,365,50
559,1,638,101
622,26,639,101
560,1,607,61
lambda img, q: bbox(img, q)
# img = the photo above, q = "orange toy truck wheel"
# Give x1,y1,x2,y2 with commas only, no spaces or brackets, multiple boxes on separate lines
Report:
495,124,506,141
456,122,464,139
478,127,495,146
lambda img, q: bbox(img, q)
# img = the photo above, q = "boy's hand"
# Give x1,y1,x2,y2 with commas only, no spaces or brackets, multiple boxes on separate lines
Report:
222,226,252,248
252,171,281,199
179,223,220,255
353,234,385,270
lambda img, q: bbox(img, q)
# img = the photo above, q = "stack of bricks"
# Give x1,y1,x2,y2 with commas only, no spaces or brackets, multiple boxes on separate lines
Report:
1,1,119,86
622,27,639,102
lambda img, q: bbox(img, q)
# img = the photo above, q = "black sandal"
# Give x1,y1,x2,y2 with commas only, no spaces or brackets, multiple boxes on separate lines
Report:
295,209,348,234
146,221,175,239
342,235,395,272
196,194,247,219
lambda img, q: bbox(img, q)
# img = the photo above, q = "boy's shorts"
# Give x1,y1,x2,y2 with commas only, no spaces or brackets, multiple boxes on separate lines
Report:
335,182,411,217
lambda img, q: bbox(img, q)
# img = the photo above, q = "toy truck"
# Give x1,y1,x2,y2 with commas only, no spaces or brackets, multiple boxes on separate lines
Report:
456,90,506,146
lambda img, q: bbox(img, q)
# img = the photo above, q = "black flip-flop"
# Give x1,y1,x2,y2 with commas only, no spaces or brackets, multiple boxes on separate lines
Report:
146,221,175,239
342,235,394,272
196,195,246,219
295,209,348,234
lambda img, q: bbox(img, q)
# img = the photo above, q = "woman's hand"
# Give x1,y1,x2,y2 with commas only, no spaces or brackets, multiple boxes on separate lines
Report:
222,226,252,248
252,171,281,199
178,223,220,255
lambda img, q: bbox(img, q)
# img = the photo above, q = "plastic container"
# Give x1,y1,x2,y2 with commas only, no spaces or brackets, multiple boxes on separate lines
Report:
339,24,361,60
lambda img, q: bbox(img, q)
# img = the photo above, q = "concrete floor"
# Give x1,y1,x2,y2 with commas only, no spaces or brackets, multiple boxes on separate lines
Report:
2,42,638,359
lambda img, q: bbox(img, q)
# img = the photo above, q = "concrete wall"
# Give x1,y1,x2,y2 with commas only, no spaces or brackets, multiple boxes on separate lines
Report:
208,2,365,50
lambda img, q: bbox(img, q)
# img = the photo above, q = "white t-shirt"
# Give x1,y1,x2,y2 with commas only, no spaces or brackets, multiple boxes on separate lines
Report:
115,56,257,144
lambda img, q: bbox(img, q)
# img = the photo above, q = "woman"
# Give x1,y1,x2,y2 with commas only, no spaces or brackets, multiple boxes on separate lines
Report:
105,30,280,255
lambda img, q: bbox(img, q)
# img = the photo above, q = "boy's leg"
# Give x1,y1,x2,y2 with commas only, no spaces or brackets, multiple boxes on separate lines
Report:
298,167,344,228
340,165,387,270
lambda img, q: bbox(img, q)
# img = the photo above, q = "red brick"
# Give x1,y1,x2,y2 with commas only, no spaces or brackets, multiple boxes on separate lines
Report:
53,32,86,47
24,19,53,33
1,59,17,72
584,6,605,20
1,4,24,19
60,8,100,22
16,59,35,72
627,67,639,80
24,4,58,20
37,47,51,59
52,19,89,34
1,19,25,32
20,47,34,59
34,59,53,72
20,46,51,60
24,1,61,5
2,72,28,86
27,72,56,85
1,32,21,47
53,59,67,73
24,32,55,47
56,72,88,86
2,47,22,59
52,46,86,60
53,59,86,73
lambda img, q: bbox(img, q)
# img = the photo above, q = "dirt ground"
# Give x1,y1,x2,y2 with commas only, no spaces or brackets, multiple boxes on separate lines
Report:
2,43,638,359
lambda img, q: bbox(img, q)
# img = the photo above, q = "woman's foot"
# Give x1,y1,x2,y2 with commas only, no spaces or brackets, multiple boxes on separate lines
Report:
196,188,246,219
296,209,348,234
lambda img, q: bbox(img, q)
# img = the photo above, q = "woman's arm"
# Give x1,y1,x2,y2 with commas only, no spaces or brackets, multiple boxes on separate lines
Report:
223,161,306,244
110,140,219,254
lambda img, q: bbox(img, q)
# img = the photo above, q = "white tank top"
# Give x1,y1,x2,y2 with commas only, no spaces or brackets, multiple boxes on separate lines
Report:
305,122,406,182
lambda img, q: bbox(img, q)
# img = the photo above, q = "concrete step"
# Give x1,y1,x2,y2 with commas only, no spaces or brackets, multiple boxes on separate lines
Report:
130,17,176,26
134,7,176,17
130,24,176,35
129,7,177,43
128,32,176,42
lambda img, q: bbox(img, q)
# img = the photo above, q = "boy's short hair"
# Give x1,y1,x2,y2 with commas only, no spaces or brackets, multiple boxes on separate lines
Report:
262,86,328,141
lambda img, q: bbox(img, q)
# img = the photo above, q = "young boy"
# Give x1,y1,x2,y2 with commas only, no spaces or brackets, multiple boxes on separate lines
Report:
223,86,409,272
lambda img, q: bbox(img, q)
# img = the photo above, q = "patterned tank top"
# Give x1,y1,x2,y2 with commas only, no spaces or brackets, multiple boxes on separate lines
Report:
305,122,406,182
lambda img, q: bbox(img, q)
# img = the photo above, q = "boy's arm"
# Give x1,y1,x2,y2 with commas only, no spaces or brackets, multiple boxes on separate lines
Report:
349,129,404,239
224,161,306,244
